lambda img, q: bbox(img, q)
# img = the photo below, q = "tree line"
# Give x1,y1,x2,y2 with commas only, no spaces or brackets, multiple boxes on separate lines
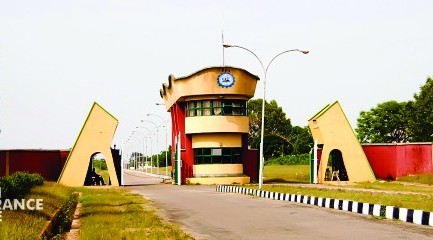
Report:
128,147,172,168
356,77,433,143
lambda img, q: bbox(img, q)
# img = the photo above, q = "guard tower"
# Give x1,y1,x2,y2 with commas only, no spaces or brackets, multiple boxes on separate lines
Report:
160,66,259,184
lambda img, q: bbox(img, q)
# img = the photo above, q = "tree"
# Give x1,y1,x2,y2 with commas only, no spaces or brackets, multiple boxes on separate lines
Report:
129,152,144,161
128,152,144,168
248,99,292,158
356,101,409,143
92,159,107,170
248,99,312,159
289,126,313,154
408,77,433,142
248,99,262,150
156,145,172,167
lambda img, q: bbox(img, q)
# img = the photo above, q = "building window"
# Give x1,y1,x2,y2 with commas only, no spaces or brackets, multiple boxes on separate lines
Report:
186,100,247,117
187,102,196,117
213,100,222,115
203,100,212,116
194,148,241,164
223,100,246,116
196,101,202,116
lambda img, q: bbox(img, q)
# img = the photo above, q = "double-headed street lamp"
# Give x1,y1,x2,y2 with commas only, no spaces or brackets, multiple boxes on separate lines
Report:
223,44,309,189
141,119,160,175
126,133,144,170
146,113,170,177
134,127,151,173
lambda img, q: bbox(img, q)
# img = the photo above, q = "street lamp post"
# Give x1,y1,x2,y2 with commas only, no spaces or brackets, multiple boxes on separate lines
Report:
130,130,147,171
135,126,151,173
146,113,170,177
141,119,159,175
126,133,142,171
223,44,308,189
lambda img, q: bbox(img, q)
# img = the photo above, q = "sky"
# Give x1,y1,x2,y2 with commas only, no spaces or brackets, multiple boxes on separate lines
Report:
0,0,432,153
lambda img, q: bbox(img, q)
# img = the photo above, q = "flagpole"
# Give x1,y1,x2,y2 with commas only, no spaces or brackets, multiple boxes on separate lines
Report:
222,14,225,66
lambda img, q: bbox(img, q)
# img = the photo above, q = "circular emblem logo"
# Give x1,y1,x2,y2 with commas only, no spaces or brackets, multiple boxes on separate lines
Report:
217,73,235,88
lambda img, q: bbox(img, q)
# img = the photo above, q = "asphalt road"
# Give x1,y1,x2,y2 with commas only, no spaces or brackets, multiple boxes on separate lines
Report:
123,171,433,240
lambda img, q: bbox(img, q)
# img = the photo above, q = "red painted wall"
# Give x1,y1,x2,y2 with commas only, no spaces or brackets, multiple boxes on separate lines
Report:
398,144,432,176
363,144,432,180
362,145,397,180
0,152,5,176
0,150,69,181
244,149,258,182
170,102,193,184
241,134,258,182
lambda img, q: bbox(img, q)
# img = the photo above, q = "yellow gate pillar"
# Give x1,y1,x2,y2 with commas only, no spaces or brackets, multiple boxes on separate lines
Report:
58,102,119,186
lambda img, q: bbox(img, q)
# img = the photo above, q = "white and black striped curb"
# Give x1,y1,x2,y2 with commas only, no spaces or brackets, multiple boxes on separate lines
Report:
216,185,433,227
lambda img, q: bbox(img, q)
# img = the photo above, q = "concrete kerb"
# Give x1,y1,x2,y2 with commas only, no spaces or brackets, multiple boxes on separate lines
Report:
216,185,433,227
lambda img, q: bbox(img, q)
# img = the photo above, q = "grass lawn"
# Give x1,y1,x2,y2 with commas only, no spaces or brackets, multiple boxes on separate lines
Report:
264,165,310,183
155,166,171,176
346,180,433,195
1,181,192,240
255,184,433,212
0,182,72,239
76,187,192,240
397,173,433,185
148,166,171,176
256,164,433,212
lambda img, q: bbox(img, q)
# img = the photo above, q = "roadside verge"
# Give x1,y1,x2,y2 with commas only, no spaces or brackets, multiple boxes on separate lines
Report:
216,185,433,227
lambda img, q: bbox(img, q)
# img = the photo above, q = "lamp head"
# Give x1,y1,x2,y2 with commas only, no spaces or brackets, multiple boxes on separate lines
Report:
223,44,232,48
301,50,309,54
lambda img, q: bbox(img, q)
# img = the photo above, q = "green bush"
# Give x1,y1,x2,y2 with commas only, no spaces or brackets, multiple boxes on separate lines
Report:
53,192,78,236
28,173,44,186
7,172,30,199
0,172,44,200
265,153,311,165
0,179,12,199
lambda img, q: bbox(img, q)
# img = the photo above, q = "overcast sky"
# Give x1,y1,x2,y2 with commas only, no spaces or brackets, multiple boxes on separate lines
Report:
1,0,432,152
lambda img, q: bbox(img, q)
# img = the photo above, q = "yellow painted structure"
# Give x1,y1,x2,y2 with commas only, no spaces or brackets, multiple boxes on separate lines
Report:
308,101,375,183
160,66,260,184
192,133,242,148
58,102,119,186
193,164,243,177
186,176,250,185
160,67,258,111
185,116,249,134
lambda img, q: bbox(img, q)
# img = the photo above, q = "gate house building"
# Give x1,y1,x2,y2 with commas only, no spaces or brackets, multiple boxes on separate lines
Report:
160,66,259,184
